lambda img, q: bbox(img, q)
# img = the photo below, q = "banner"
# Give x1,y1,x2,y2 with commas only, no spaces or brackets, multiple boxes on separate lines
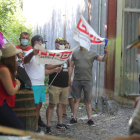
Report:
35,44,79,65
73,15,105,50
0,32,7,50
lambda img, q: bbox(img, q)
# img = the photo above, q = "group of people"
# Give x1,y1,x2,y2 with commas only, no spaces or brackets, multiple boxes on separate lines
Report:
0,31,108,134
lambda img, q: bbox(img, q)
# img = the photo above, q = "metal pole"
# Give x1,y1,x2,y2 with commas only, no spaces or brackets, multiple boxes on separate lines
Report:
95,0,102,105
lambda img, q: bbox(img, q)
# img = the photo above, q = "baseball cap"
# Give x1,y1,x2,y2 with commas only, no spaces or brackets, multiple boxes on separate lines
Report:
55,37,64,43
31,35,47,47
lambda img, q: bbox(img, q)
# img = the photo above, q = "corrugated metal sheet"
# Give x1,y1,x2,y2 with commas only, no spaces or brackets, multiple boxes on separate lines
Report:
23,0,107,96
122,0,140,95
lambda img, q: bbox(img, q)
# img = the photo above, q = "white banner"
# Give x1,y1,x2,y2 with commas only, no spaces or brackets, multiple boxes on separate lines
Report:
34,44,79,65
73,15,105,50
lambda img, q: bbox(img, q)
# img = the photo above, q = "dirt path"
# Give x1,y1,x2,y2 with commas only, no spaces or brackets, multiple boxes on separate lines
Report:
40,94,134,140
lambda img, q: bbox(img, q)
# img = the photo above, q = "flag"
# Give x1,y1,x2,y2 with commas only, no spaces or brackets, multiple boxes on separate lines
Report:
73,15,105,50
34,44,79,65
0,32,7,50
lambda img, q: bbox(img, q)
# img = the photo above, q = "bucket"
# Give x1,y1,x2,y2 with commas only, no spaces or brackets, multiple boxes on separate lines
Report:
13,90,36,132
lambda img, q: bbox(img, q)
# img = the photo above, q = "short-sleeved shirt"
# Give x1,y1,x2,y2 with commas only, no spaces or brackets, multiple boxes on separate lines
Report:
71,49,99,81
24,49,45,85
48,60,69,87
16,45,32,68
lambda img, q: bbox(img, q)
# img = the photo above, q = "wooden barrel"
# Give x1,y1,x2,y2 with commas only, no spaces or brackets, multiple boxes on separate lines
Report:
13,90,36,132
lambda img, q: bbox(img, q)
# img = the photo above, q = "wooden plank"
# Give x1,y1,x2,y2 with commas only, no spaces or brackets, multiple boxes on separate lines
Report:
0,126,74,140
15,97,34,102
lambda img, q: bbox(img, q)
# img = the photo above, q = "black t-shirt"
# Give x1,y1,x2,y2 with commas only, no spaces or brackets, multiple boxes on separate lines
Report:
48,61,69,87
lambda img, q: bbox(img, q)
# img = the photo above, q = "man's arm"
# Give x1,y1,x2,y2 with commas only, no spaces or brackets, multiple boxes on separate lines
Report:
24,49,38,64
69,60,74,84
97,47,108,62
45,67,62,76
68,58,72,86
46,64,61,70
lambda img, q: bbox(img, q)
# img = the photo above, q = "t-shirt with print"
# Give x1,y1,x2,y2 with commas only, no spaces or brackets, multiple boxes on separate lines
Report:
24,49,45,85
48,60,69,87
71,49,99,81
16,45,32,68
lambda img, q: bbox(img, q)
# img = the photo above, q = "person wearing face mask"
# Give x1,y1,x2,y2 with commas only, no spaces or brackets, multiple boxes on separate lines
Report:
16,32,32,68
16,33,47,128
61,40,74,118
45,37,71,134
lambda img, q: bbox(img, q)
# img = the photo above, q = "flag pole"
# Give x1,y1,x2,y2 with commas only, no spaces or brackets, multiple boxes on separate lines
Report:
48,65,63,89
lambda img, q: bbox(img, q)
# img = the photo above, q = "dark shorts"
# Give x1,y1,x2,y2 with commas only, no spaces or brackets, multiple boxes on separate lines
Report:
72,80,93,100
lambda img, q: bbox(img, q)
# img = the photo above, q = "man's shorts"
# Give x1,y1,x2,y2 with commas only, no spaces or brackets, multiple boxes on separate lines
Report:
31,85,46,104
72,80,93,100
68,86,73,98
48,85,69,105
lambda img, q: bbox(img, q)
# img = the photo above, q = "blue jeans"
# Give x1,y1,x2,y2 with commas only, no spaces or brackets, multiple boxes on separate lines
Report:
0,99,24,130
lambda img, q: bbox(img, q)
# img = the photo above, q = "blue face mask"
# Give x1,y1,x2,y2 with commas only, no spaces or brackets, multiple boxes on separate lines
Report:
21,39,28,46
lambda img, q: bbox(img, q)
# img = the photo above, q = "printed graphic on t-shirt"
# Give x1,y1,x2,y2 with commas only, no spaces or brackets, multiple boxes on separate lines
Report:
62,62,68,72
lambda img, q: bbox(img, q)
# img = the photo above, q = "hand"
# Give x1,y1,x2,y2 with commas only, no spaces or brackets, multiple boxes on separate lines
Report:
33,49,39,55
15,79,21,88
54,67,62,73
104,47,108,53
17,52,22,58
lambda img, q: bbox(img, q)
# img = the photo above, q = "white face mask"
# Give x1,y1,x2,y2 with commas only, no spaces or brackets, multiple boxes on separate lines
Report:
58,45,65,50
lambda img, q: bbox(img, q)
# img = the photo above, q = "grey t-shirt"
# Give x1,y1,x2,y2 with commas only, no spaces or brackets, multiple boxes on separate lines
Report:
71,49,99,81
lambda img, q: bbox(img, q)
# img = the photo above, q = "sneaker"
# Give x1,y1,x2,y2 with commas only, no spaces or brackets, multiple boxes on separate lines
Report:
63,113,67,117
87,119,96,126
45,126,51,134
36,127,41,133
38,116,46,127
56,124,65,130
62,124,70,129
67,118,77,126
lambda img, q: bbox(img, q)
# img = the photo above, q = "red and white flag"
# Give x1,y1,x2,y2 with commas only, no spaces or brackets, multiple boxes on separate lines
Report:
34,44,79,65
73,15,105,50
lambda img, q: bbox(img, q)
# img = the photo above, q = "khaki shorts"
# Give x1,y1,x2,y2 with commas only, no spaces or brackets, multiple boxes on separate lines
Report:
48,85,69,105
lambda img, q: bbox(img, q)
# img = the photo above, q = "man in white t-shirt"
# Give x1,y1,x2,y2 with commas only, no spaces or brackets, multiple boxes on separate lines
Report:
24,35,61,133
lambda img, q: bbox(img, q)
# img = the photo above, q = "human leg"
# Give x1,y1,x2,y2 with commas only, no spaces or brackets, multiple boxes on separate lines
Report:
57,103,64,124
84,99,92,120
68,98,74,114
0,100,23,130
71,80,82,120
46,103,55,126
35,103,41,130
32,85,46,131
82,81,95,126
73,98,80,119
46,86,60,133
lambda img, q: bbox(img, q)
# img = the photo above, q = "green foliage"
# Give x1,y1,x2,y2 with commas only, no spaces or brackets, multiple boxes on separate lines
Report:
0,0,32,45
45,75,49,92
93,108,100,114
43,103,48,109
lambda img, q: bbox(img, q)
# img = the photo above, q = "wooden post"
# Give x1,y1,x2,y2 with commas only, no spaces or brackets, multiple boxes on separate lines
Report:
0,126,74,140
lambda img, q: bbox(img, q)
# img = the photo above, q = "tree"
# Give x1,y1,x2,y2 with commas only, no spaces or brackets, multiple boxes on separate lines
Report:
0,0,32,45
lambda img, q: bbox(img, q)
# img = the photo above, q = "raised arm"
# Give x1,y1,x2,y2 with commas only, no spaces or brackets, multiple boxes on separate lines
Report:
69,60,74,82
0,67,20,96
97,47,108,62
24,49,38,64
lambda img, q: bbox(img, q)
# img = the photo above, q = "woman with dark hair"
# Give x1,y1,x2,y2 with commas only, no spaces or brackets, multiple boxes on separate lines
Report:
0,42,24,130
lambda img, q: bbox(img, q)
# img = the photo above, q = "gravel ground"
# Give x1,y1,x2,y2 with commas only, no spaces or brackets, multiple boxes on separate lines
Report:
40,94,135,140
